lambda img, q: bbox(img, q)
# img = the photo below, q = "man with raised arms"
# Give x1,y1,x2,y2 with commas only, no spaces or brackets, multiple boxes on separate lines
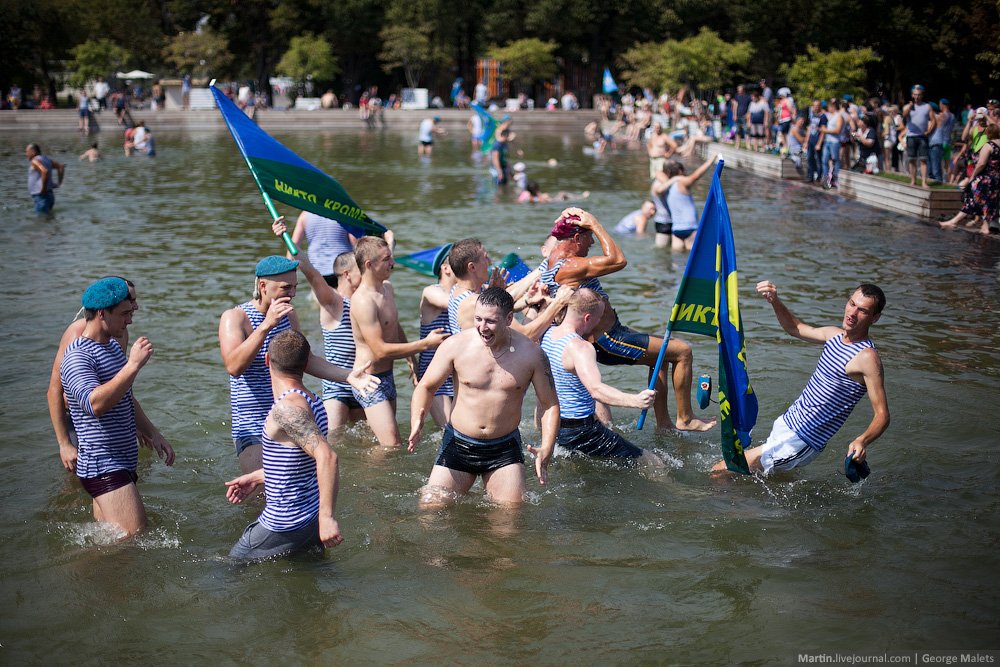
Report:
408,287,560,507
225,330,344,561
540,288,660,466
350,236,450,448
60,277,175,537
713,282,889,475
219,255,379,474
416,244,458,427
273,218,365,429
538,208,715,432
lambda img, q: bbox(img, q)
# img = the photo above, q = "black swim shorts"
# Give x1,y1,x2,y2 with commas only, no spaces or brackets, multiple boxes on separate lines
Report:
435,424,524,475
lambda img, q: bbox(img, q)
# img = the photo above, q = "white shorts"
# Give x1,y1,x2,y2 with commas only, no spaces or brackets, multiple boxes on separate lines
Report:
759,416,821,474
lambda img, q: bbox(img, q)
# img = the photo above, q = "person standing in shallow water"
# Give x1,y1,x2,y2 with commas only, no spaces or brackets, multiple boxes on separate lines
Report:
225,330,344,561
408,287,560,508
60,277,175,538
219,254,380,474
25,143,64,214
713,282,889,476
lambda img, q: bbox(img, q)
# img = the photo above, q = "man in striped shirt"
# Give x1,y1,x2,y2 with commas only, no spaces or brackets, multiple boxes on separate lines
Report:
714,282,890,476
219,254,380,474
60,277,175,537
540,289,659,465
225,330,344,560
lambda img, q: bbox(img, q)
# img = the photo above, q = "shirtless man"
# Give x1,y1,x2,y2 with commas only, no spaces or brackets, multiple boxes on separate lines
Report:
540,288,660,466
350,236,450,448
219,255,379,474
225,330,344,560
538,208,715,432
713,282,889,476
408,287,560,507
646,122,678,180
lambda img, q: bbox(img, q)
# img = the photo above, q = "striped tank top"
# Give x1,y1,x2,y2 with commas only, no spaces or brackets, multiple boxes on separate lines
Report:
783,335,876,451
259,389,329,532
303,212,354,276
229,301,292,449
321,297,354,401
419,308,454,396
61,337,138,478
448,286,475,333
540,329,594,419
538,258,608,298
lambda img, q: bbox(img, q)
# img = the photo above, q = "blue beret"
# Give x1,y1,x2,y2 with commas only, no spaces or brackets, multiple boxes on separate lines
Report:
255,255,299,277
82,277,130,310
432,243,453,277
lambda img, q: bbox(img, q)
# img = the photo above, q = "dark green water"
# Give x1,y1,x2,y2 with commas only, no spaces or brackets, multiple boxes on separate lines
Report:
1,126,998,664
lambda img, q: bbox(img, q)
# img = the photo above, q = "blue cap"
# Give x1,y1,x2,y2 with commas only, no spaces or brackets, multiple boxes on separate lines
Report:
433,116,441,122
820,100,827,109
842,94,853,101
255,255,299,277
82,277,130,310
501,114,511,122
432,243,453,277
939,98,949,106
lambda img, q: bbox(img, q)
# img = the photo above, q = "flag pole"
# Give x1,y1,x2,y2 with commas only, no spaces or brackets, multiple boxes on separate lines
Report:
637,160,726,431
210,80,298,255
636,323,673,430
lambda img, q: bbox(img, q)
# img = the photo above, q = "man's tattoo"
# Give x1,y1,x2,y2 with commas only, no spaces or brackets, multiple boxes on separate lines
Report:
273,402,324,455
541,355,556,389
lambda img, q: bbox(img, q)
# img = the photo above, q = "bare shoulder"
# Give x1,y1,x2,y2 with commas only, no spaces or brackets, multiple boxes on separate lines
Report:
856,346,883,371
219,305,250,332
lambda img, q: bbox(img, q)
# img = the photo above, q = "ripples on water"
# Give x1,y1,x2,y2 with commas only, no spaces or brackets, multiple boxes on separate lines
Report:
1,126,997,662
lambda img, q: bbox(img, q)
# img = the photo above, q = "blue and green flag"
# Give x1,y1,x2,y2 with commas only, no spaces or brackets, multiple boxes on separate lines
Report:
638,161,758,474
471,102,498,153
211,85,386,253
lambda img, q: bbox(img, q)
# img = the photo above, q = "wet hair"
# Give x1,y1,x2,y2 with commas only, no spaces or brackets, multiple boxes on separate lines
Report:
27,143,41,154
855,283,886,315
354,236,389,274
526,181,540,196
449,238,485,278
268,329,311,374
477,285,514,316
570,288,603,317
664,160,684,178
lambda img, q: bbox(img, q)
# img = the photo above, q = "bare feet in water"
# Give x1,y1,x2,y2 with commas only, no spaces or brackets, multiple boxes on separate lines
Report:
675,416,717,432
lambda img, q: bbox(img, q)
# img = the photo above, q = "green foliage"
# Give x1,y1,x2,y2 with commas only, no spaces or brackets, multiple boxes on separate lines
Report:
620,28,753,94
68,39,131,87
780,46,880,103
162,29,234,77
488,38,558,84
276,33,340,86
378,25,447,89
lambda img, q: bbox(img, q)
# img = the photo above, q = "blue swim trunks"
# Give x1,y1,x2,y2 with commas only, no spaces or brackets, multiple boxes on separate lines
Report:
351,370,397,408
595,319,649,366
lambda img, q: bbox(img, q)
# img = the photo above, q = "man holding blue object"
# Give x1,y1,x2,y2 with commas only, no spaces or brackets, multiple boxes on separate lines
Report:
540,288,660,465
714,282,889,476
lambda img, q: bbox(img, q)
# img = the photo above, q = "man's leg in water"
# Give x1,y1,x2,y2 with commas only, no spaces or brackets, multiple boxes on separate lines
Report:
643,336,716,431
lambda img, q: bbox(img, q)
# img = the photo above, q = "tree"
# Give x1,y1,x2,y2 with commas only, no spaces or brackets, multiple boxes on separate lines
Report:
620,28,753,95
780,46,880,103
488,38,558,85
378,25,446,89
68,39,131,87
162,29,234,77
275,33,340,90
